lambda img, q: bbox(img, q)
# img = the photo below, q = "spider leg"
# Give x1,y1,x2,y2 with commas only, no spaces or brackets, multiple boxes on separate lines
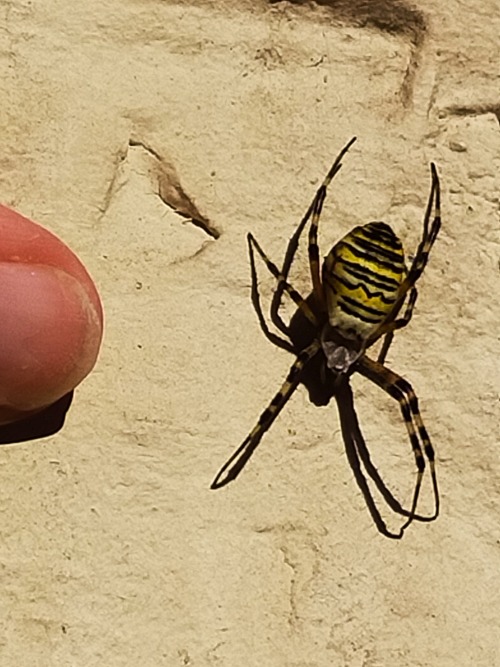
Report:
270,137,357,333
336,368,435,531
335,378,405,539
247,232,295,353
405,162,441,286
270,197,317,336
309,137,358,302
357,355,439,534
377,287,418,364
248,233,320,328
367,163,441,348
211,341,321,489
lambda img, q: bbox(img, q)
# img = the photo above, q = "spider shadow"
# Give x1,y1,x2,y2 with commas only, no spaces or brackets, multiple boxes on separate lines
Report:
288,304,413,540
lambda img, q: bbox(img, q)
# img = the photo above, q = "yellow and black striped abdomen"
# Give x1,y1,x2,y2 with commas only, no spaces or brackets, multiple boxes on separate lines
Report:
322,221,406,339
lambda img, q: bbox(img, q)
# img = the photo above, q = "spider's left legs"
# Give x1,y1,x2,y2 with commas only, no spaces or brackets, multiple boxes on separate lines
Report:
270,137,358,333
308,137,358,305
357,355,439,533
248,233,320,329
247,233,295,353
270,191,319,336
211,340,321,489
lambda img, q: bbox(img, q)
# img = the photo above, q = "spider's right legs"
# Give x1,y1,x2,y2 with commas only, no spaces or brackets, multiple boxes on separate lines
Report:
270,137,357,333
385,163,441,317
357,355,439,535
407,163,441,284
377,287,418,364
211,340,320,489
367,163,441,354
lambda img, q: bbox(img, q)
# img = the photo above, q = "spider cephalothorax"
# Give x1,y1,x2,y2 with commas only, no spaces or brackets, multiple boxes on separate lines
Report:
212,137,441,536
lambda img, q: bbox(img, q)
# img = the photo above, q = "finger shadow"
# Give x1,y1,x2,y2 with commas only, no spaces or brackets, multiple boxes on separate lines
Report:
0,391,74,445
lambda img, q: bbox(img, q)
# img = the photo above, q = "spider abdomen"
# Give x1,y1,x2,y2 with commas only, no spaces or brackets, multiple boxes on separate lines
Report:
322,221,406,339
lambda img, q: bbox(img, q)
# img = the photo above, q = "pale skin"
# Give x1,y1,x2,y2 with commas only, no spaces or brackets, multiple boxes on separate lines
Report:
0,205,103,425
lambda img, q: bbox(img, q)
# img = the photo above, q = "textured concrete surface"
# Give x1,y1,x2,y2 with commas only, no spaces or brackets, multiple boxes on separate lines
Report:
1,0,499,665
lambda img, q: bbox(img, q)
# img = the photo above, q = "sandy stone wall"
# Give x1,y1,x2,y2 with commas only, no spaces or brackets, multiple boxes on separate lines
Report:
1,0,499,665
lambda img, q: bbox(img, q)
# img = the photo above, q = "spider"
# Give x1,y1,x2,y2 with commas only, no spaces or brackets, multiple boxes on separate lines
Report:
211,137,441,535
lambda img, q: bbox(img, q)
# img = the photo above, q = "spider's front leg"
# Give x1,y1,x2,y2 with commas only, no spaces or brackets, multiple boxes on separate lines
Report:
370,162,441,361
407,162,441,284
270,137,357,334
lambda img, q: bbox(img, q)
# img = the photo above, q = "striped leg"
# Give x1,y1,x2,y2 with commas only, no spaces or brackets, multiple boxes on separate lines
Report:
247,232,295,354
392,163,441,305
377,287,418,364
308,137,358,304
408,162,441,283
335,377,408,539
248,233,320,328
368,163,441,348
270,190,319,336
270,137,357,332
357,355,439,533
211,341,321,489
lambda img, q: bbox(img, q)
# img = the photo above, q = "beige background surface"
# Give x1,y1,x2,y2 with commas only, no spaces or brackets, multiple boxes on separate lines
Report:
1,0,500,665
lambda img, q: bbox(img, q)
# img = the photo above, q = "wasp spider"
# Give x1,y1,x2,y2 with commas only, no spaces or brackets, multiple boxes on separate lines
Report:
212,138,441,534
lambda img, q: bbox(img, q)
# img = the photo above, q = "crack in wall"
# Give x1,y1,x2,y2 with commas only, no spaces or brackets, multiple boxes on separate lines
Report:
128,139,220,240
256,522,325,632
270,0,427,110
98,143,129,218
444,104,500,126
270,0,427,44
280,545,300,628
